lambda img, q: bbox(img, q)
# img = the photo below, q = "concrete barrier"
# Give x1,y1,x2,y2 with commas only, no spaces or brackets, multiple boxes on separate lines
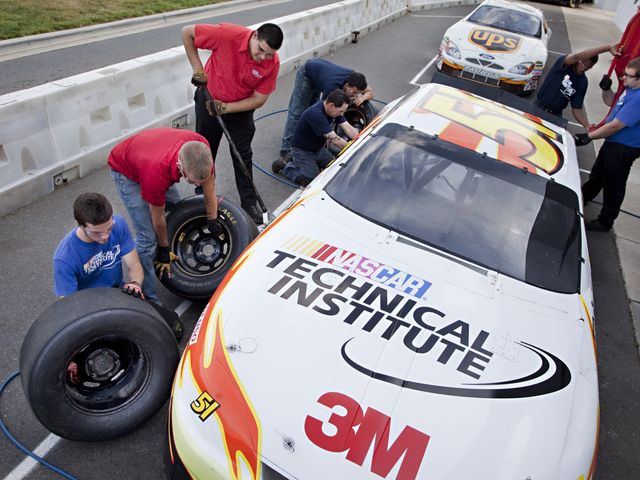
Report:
407,0,480,11
0,0,457,218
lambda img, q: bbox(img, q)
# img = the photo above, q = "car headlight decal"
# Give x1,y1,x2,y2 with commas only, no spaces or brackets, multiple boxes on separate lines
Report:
508,62,535,75
444,40,462,59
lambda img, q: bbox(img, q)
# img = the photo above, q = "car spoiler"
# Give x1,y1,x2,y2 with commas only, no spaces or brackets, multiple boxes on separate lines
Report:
429,71,568,130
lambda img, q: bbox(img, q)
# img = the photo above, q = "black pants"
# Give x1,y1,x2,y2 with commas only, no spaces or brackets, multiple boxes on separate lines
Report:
194,88,257,209
582,141,640,228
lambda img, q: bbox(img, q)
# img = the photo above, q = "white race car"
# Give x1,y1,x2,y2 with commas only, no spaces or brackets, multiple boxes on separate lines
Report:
166,83,598,480
436,0,550,94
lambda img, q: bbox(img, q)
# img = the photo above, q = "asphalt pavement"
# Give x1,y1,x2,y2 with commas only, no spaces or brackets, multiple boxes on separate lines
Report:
0,1,639,479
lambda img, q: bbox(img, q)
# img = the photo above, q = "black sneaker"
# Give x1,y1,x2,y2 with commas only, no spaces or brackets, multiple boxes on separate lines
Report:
586,219,611,232
244,204,263,225
272,158,286,175
172,319,184,342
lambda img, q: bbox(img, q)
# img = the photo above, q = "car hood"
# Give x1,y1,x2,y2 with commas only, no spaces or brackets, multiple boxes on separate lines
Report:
171,190,595,480
445,21,547,65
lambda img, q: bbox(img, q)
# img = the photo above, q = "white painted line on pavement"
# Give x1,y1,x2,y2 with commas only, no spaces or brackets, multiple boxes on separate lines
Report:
174,299,192,318
410,14,465,18
411,56,438,86
4,433,61,480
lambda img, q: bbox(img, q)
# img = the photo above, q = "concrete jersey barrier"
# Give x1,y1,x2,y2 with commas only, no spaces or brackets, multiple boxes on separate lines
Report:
0,0,480,218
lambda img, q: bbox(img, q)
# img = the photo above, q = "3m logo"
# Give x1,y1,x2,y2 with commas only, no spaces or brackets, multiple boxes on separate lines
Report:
305,392,430,480
469,28,521,52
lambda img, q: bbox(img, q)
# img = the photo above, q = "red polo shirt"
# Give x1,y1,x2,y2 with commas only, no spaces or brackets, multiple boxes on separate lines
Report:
194,23,280,103
108,128,212,207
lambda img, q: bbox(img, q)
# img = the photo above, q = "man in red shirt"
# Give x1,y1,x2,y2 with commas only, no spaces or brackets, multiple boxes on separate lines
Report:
109,128,219,303
181,22,283,224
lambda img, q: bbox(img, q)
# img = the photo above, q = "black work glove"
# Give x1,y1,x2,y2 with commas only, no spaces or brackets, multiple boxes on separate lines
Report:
207,217,225,236
122,281,145,299
154,246,178,279
205,99,227,116
599,75,612,91
191,69,208,87
574,133,593,147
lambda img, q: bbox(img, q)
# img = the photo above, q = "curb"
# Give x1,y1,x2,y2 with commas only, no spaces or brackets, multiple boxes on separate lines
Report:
0,0,257,62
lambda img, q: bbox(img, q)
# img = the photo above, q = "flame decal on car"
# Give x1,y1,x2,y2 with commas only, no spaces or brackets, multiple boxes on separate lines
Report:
178,251,262,480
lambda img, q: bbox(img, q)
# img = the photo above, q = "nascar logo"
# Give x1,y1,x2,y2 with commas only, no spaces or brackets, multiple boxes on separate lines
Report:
283,235,432,299
469,28,521,52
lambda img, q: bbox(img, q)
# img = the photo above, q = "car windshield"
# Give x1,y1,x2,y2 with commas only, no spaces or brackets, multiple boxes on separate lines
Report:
325,123,581,293
468,5,542,38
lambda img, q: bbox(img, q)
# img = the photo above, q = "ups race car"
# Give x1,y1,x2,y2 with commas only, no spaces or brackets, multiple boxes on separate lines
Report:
165,83,599,479
436,0,550,95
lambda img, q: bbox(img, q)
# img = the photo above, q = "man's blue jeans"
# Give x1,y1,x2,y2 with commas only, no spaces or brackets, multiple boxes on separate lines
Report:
283,147,334,184
110,170,181,303
280,61,322,154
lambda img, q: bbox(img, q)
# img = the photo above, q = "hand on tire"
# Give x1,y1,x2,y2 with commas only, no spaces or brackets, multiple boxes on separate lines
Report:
154,246,178,279
599,75,612,91
207,217,225,236
574,133,592,147
122,281,145,300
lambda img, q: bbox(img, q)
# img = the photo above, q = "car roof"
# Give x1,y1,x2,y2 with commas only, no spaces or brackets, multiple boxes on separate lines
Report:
371,83,575,186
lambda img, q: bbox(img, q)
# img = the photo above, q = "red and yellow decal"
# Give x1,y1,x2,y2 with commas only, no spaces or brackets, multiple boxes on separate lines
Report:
177,255,262,480
469,28,521,52
414,86,564,174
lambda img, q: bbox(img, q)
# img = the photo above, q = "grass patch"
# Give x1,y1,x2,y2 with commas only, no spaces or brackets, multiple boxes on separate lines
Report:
0,0,228,40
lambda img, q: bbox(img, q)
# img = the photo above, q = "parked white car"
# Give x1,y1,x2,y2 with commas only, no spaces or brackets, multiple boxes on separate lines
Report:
436,0,550,94
165,82,599,480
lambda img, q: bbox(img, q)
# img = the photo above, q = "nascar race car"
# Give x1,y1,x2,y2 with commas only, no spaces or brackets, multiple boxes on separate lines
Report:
165,83,599,479
436,0,550,94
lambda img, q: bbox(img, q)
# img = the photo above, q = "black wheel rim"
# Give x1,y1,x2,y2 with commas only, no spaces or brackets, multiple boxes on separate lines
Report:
344,108,367,133
172,215,233,277
65,336,149,412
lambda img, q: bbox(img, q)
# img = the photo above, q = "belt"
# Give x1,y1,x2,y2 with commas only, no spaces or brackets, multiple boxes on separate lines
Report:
534,102,559,115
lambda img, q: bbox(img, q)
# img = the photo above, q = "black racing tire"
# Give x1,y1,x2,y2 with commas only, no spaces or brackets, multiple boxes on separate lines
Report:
330,101,379,154
343,100,377,132
19,288,179,442
160,196,259,301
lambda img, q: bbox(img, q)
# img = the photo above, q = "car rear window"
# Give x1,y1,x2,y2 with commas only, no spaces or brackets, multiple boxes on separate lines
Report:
468,5,542,38
325,123,581,294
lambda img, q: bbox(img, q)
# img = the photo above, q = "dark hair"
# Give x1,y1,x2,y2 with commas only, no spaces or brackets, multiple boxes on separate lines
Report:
73,192,113,226
589,55,599,65
344,72,367,91
326,89,350,108
628,56,640,72
257,23,283,50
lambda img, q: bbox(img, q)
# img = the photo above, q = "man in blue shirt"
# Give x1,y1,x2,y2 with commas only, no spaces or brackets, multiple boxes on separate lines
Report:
577,57,640,231
54,192,144,298
276,90,357,186
277,59,374,163
536,44,618,129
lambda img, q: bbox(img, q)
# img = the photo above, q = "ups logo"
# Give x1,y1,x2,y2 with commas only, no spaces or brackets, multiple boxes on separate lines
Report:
469,29,521,52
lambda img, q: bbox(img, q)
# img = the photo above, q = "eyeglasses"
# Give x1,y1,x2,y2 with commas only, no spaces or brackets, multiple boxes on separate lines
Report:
82,218,114,239
622,72,640,79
